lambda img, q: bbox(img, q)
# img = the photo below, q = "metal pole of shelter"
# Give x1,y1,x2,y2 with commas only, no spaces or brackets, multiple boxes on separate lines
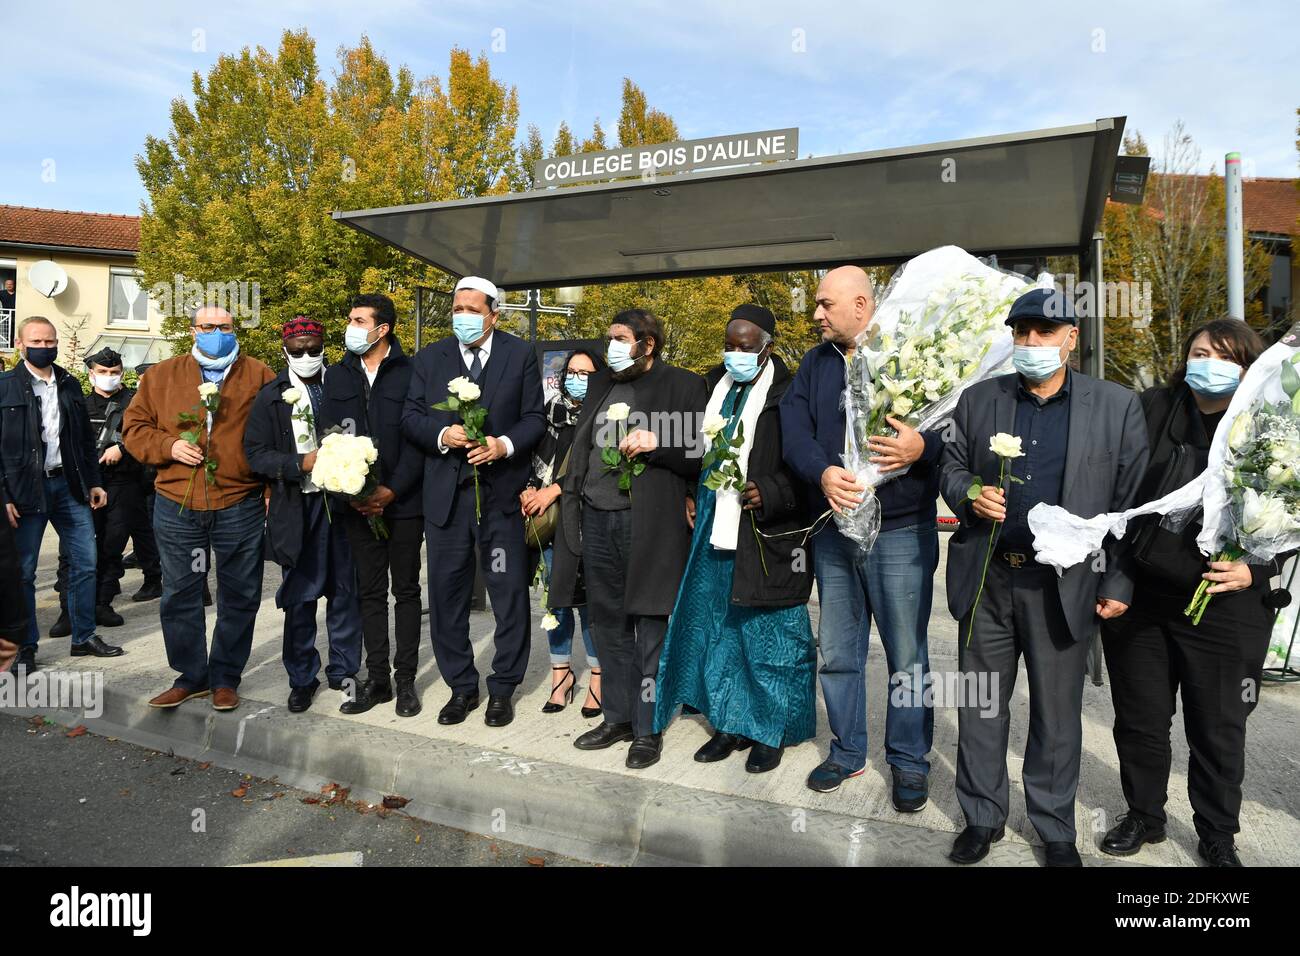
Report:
1225,152,1245,319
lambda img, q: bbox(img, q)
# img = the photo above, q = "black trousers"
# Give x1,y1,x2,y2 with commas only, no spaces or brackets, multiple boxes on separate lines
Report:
92,480,147,604
344,509,424,684
424,483,530,697
581,506,668,738
1101,601,1271,840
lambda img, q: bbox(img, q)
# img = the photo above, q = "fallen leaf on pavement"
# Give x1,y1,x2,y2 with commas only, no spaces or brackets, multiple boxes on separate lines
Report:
382,795,411,809
65,725,87,738
231,786,248,798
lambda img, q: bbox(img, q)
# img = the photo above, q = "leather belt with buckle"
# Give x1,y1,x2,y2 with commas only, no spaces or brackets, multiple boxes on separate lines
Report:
998,551,1033,569
44,466,63,478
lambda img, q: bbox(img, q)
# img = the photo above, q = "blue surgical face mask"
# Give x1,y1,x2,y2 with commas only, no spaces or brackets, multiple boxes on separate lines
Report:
1185,357,1241,396
345,324,379,355
724,349,763,383
607,339,636,373
564,373,588,401
194,329,237,359
452,311,487,346
1013,344,1064,382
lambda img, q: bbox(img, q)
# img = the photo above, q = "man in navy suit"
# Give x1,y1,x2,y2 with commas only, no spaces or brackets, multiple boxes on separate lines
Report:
402,276,545,728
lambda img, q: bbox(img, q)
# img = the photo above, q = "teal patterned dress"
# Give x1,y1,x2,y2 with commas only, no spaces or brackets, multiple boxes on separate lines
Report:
653,383,817,749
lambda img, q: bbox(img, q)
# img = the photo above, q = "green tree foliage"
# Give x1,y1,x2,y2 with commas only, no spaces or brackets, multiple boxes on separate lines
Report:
136,31,521,368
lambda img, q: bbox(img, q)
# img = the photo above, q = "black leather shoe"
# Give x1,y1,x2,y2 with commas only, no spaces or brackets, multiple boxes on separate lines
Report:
694,731,752,763
288,684,317,713
339,678,393,715
70,635,124,658
395,680,421,718
948,825,1005,864
574,721,634,751
327,677,350,692
484,694,514,727
1197,838,1243,867
48,612,71,639
132,579,162,602
625,733,662,769
437,691,480,725
1100,814,1166,857
745,743,783,773
1044,842,1083,867
15,646,37,672
95,605,124,627
891,766,929,813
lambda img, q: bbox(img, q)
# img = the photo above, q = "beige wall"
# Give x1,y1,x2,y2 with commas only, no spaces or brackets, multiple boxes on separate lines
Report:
1,249,166,364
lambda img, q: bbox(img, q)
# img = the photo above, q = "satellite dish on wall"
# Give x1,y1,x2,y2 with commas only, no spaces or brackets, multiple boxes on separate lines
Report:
28,260,69,298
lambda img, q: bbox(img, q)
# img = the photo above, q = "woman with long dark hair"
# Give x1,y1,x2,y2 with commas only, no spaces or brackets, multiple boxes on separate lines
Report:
522,347,605,716
1100,318,1286,866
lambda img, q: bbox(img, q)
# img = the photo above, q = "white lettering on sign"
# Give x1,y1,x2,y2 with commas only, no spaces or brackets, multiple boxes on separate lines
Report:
534,128,798,187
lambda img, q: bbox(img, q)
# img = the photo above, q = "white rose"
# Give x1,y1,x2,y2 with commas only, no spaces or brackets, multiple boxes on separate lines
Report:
701,413,727,439
457,381,481,402
1227,413,1254,452
1241,487,1300,538
891,395,914,417
989,432,1024,459
540,612,560,631
362,439,379,464
281,387,301,404
606,402,631,422
341,471,366,496
197,382,219,399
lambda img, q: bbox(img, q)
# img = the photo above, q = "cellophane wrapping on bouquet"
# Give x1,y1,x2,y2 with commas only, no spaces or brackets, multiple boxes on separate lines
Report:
835,245,1038,550
1029,325,1300,583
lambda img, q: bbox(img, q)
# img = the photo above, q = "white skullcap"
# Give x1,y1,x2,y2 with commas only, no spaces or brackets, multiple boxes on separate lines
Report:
454,275,499,307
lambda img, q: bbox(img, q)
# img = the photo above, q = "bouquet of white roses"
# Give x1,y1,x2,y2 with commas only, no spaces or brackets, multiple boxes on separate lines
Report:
837,245,1035,550
313,431,388,539
1183,349,1300,623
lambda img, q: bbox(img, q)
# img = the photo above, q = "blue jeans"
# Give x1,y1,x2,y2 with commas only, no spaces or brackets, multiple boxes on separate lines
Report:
153,492,265,692
542,546,597,667
15,475,97,649
813,522,938,775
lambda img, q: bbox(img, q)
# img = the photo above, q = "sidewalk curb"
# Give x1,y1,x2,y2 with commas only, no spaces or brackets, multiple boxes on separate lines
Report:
8,673,1138,867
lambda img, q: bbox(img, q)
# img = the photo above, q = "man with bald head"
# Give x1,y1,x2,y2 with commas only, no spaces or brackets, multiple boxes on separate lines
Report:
124,304,274,712
781,266,942,804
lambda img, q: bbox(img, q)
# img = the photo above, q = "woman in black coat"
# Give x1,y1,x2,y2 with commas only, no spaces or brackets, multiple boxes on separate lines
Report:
651,306,816,774
1099,318,1285,867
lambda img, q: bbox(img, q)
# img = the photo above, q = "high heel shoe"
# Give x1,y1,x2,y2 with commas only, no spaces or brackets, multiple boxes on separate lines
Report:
541,665,576,714
581,667,603,719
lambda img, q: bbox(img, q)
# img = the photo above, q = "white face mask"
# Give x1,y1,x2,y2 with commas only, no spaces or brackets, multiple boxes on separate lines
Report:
92,373,123,392
284,348,324,378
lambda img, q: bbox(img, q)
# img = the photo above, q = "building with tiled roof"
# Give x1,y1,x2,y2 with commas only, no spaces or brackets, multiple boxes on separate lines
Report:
0,205,170,368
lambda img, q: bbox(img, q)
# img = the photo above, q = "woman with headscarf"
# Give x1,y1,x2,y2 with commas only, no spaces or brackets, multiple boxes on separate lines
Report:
522,347,605,716
653,305,818,773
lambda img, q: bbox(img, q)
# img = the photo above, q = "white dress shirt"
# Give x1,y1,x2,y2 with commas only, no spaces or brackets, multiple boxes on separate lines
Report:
437,331,515,458
27,365,63,471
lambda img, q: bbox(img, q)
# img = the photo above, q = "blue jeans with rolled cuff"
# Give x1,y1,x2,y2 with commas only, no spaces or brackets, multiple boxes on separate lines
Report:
15,475,98,649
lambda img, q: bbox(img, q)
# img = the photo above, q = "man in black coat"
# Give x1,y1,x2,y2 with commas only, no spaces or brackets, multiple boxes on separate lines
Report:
549,308,709,768
323,293,425,718
401,276,545,728
244,317,363,713
1,316,120,669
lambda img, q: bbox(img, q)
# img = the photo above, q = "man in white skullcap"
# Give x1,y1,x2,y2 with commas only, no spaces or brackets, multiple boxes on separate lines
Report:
401,276,546,727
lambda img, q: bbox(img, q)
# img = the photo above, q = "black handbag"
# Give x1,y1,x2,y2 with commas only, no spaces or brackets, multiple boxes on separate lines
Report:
524,446,572,550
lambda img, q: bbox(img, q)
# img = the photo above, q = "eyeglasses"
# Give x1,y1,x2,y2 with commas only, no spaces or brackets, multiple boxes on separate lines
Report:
196,323,235,334
565,368,593,378
284,344,324,357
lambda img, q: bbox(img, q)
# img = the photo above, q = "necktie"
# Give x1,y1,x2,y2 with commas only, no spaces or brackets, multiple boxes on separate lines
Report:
468,347,482,381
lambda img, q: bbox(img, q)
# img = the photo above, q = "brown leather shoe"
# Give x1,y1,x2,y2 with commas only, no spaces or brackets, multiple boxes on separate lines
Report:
149,686,210,708
211,687,240,711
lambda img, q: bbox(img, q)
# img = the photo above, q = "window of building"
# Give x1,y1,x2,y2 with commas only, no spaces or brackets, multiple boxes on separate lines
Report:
108,267,149,328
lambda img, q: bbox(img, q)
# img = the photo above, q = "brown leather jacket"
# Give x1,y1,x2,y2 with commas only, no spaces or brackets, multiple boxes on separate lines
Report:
123,352,274,510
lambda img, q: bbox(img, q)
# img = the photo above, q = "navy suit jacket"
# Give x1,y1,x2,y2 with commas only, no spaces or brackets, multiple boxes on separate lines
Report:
401,330,545,527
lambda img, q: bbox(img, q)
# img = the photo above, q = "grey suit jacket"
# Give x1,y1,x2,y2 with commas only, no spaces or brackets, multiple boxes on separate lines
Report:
939,370,1150,643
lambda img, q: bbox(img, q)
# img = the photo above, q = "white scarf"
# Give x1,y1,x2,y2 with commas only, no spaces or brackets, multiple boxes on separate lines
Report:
706,358,774,551
286,368,321,493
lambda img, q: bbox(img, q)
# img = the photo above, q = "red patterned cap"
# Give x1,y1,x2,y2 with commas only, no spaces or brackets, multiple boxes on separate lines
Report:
282,315,323,339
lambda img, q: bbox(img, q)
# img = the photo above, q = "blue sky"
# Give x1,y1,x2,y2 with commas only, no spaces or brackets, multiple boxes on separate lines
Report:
2,0,1297,216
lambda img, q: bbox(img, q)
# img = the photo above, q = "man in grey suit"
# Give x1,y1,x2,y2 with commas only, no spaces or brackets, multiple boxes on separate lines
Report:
940,288,1149,867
